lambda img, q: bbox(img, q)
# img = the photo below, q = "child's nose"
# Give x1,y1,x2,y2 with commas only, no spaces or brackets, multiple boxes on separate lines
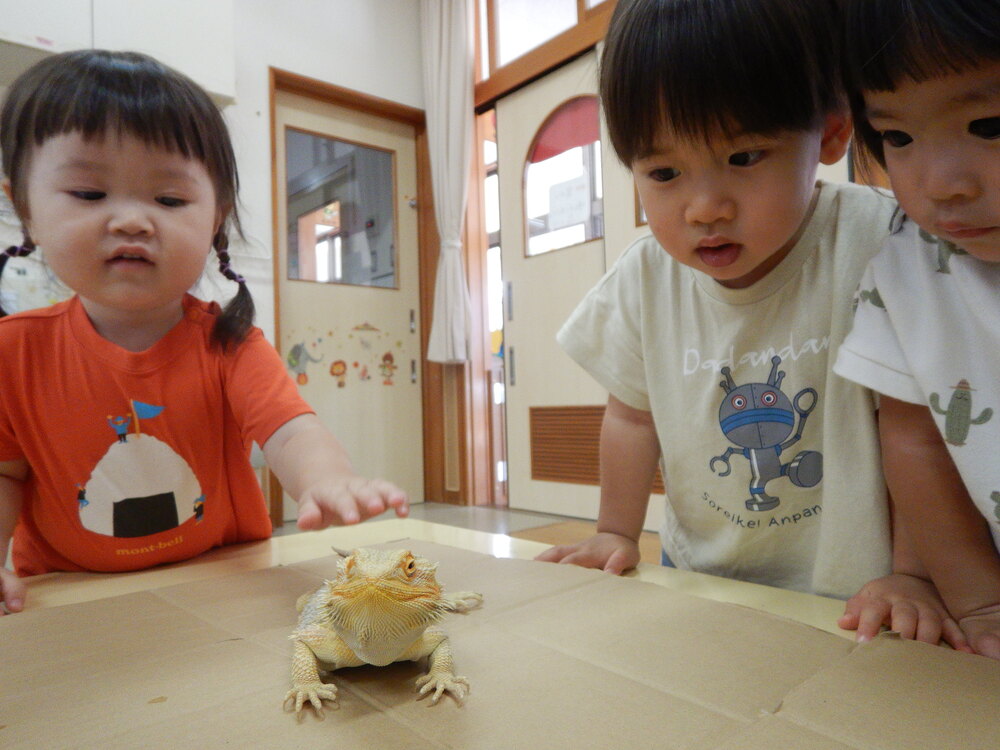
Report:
107,203,154,236
684,187,736,226
922,150,979,203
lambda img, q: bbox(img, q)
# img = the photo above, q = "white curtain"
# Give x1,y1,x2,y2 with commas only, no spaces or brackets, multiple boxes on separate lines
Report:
421,0,475,363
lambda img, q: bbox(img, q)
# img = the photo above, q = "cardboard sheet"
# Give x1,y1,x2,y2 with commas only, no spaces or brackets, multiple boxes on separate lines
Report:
2,540,998,749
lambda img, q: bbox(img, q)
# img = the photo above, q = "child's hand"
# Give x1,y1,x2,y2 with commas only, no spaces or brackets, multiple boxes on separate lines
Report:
534,532,640,575
0,567,25,615
296,476,408,530
838,573,970,651
957,604,1000,660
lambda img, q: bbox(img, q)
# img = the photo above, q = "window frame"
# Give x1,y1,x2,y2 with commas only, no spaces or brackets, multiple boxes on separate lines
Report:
475,0,615,112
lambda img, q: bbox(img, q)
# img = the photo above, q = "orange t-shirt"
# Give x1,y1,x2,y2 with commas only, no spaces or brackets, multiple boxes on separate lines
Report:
0,295,313,575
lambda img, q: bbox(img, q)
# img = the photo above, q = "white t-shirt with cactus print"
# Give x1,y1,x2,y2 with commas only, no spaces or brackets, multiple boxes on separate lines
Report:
836,215,1000,550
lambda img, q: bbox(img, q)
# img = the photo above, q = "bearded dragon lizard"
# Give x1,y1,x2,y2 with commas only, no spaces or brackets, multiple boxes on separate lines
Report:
285,547,484,717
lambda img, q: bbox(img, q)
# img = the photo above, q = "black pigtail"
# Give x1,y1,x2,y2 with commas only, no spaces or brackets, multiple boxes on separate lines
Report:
210,230,255,352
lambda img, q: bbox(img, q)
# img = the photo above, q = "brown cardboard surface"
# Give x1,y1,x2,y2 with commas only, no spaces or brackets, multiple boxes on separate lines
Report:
763,633,1000,750
2,539,998,749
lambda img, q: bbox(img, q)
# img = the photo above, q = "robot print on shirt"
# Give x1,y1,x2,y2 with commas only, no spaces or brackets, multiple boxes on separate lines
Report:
76,399,204,538
709,356,823,512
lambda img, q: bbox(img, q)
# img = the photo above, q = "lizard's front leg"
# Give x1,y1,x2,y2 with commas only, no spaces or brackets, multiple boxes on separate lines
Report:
412,631,470,705
284,625,358,718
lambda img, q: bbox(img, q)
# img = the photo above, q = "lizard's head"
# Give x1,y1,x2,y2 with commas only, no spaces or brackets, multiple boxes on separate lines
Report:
318,548,446,660
331,548,442,595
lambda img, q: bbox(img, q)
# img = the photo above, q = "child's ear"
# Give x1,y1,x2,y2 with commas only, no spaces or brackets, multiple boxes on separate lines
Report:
819,110,852,165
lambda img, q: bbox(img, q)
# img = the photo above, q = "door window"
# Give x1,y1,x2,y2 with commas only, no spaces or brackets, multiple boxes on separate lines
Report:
523,96,604,256
285,128,397,288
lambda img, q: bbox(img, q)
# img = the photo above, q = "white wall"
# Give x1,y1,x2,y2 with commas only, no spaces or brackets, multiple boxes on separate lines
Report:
226,0,425,341
0,1,425,340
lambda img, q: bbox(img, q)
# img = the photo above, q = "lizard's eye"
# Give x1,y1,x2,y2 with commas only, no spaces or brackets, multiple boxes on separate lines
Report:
402,556,417,578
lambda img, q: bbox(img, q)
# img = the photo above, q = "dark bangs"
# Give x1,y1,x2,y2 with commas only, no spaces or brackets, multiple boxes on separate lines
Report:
1,50,238,224
845,0,1000,165
601,0,842,165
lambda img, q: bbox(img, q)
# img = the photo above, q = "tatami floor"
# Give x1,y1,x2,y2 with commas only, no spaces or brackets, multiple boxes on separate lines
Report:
274,502,664,564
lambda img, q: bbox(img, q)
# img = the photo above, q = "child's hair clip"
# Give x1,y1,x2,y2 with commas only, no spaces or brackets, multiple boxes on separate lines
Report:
3,245,34,258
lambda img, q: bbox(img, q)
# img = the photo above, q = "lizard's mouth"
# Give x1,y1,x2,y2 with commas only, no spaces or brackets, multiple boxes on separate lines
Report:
334,578,441,602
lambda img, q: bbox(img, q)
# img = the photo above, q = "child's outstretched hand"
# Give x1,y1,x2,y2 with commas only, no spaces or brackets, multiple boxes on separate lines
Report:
535,531,640,575
296,476,408,530
838,573,970,651
0,566,25,615
957,604,1000,660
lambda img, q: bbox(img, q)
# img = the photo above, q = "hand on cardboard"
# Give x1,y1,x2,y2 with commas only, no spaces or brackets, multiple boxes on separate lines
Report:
0,566,25,615
296,476,409,529
838,573,970,651
957,603,1000,660
534,532,640,575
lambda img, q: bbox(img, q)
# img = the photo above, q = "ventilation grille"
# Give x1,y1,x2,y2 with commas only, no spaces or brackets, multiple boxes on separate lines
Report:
529,405,664,493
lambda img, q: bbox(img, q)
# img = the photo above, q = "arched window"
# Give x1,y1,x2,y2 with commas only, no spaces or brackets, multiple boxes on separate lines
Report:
523,96,603,256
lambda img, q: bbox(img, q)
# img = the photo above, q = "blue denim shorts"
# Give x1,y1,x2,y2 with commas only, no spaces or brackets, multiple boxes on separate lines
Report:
660,548,676,567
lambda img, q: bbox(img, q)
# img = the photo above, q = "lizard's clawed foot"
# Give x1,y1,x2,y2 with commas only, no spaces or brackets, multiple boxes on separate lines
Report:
444,591,484,613
415,672,470,705
284,681,338,718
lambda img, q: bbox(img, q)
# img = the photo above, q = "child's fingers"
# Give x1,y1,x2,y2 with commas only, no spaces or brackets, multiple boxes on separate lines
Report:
939,618,971,653
297,495,359,529
836,607,860,630
602,548,634,576
346,478,407,518
969,632,1000,660
888,601,919,641
557,547,605,570
908,606,943,645
534,544,574,563
837,594,868,630
368,478,406,501
853,601,890,643
295,499,323,530
0,570,26,615
378,482,409,516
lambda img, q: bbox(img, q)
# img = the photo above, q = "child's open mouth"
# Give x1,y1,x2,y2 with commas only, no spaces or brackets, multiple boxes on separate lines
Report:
109,251,153,266
697,243,742,268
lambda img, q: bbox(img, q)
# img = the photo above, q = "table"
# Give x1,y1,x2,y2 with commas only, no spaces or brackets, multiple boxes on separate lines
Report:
22,518,847,636
6,518,998,750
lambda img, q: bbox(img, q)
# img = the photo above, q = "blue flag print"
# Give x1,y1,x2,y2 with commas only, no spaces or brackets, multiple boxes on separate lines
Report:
132,400,165,419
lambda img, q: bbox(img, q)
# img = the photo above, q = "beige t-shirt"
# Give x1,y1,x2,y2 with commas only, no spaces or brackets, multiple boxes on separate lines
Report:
558,181,897,598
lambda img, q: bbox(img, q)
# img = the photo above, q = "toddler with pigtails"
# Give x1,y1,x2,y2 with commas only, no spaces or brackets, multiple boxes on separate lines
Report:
0,50,408,615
